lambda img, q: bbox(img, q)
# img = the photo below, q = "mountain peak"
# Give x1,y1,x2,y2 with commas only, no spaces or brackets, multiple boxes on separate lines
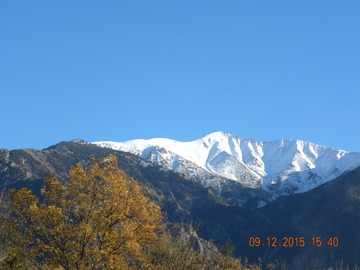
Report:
204,131,230,138
93,132,360,202
201,131,242,144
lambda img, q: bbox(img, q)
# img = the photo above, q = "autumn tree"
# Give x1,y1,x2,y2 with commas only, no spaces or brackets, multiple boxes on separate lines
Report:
5,155,166,269
144,224,253,270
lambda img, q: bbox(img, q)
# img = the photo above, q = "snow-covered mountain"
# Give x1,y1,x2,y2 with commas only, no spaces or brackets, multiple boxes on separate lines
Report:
93,132,360,202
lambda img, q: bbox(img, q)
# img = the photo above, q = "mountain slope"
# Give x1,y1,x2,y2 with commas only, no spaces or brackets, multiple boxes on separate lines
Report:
0,140,224,222
190,165,360,267
93,132,360,201
1,140,360,267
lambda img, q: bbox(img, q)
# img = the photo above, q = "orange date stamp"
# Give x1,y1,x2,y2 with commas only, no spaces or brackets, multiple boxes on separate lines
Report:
248,236,339,248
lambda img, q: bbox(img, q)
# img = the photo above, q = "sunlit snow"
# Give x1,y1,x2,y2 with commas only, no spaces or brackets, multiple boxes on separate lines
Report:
93,131,360,200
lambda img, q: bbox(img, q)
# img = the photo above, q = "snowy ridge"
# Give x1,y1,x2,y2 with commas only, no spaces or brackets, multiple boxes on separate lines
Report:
93,132,360,200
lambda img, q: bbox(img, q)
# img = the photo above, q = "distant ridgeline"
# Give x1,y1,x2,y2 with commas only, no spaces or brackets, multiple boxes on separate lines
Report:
1,137,360,267
94,132,360,206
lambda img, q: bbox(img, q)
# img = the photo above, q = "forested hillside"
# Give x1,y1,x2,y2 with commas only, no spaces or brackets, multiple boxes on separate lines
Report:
1,141,360,268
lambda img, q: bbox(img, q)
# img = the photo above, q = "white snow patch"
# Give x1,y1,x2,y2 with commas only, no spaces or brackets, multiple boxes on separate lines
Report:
93,132,360,199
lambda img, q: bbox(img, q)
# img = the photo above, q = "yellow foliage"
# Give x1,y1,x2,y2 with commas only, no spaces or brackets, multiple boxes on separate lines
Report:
6,155,166,269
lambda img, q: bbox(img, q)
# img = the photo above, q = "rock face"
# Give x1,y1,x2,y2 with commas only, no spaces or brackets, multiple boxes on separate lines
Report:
93,131,360,203
1,139,360,266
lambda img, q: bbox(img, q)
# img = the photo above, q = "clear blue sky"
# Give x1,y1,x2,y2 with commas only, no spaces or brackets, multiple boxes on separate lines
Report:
1,1,359,151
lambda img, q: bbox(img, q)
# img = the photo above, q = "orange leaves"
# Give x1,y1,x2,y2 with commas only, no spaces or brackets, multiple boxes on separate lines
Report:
7,154,167,269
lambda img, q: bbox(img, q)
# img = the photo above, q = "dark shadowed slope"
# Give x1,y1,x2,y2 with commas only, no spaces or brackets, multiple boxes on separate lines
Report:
1,140,360,267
